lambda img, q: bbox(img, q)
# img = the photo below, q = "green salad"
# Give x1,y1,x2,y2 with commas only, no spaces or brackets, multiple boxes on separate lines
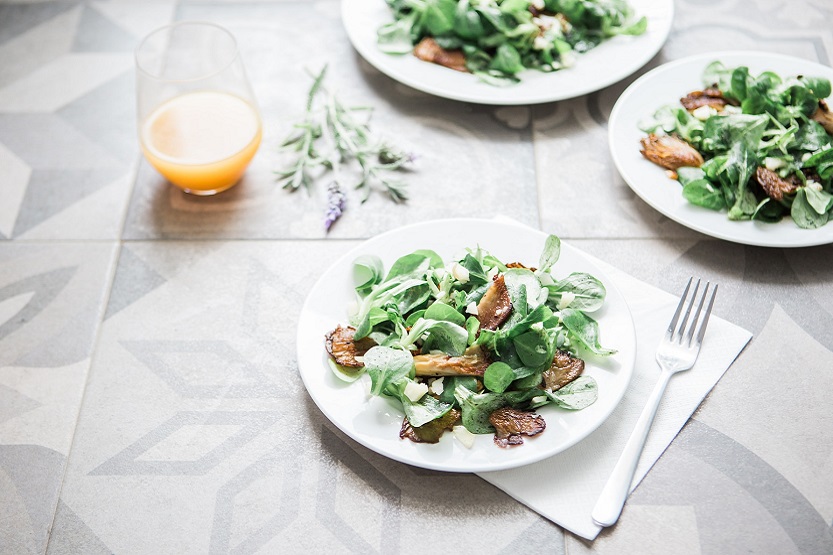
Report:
640,61,833,229
377,0,647,85
324,235,616,448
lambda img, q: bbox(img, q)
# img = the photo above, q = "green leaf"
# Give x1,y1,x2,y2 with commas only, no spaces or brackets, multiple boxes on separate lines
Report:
799,76,832,100
538,234,561,273
549,272,607,312
385,253,431,281
513,328,551,368
546,376,598,409
560,309,616,356
377,20,414,55
460,253,489,285
676,166,707,186
437,376,478,406
465,315,480,345
805,186,833,214
327,359,364,383
503,268,544,312
454,385,506,434
363,346,414,397
394,380,453,427
682,179,726,211
420,0,456,36
490,43,524,75
405,318,469,356
424,301,466,327
484,361,515,393
353,255,384,296
453,0,485,40
413,249,444,269
791,188,829,229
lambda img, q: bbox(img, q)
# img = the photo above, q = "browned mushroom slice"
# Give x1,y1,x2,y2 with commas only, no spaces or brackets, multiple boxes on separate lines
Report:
477,274,512,331
413,37,468,73
400,409,460,444
413,345,489,377
542,350,585,391
811,99,833,135
324,325,376,368
680,87,737,111
755,167,799,202
505,262,537,271
640,134,705,171
489,407,546,448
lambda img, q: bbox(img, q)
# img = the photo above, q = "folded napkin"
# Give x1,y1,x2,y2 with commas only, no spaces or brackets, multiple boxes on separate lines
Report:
477,225,753,540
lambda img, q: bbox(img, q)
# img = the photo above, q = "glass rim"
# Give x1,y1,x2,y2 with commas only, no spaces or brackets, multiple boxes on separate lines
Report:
135,21,241,83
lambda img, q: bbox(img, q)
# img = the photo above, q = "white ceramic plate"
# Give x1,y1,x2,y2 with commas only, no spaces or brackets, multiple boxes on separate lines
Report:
610,51,833,248
296,218,636,472
341,0,674,105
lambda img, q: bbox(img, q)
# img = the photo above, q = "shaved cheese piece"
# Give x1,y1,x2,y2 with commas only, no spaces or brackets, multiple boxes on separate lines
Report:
453,425,476,449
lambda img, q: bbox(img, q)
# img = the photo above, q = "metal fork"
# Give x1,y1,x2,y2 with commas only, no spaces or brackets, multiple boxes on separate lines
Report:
591,277,718,528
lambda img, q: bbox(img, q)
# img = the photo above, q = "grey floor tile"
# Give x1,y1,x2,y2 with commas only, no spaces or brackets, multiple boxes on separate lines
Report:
0,0,173,241
0,242,116,554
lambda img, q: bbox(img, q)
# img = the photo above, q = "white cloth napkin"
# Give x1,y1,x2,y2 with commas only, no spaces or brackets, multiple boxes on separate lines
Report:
476,238,753,540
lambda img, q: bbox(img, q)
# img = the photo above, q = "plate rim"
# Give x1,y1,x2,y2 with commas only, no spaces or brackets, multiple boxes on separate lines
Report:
296,217,637,472
340,0,675,105
609,50,833,248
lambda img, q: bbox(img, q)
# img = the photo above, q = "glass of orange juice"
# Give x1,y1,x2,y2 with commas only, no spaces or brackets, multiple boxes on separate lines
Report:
135,22,262,195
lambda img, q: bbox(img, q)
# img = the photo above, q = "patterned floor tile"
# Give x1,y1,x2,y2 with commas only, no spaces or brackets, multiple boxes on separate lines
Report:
0,0,172,242
696,305,833,525
0,240,115,554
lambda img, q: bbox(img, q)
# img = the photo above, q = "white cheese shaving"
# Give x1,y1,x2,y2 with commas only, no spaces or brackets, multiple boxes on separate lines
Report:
558,291,576,310
452,263,470,283
533,36,549,51
453,425,476,449
403,381,428,402
430,377,444,395
466,301,479,316
532,395,548,404
764,157,786,172
692,105,716,121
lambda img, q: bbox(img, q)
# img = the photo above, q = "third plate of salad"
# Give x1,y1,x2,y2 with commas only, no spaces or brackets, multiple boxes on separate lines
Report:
296,218,635,472
610,51,833,247
342,0,673,105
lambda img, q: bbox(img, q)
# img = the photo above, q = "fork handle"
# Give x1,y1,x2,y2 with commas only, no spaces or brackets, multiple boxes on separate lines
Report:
591,368,673,528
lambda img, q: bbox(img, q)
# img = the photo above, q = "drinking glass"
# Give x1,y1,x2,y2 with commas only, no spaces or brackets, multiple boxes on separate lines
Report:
135,22,262,196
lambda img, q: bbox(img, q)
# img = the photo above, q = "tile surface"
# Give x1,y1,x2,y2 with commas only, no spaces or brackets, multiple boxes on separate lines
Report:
0,0,832,553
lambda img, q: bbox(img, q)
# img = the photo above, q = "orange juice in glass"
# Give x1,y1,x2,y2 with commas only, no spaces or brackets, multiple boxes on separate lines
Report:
135,22,261,195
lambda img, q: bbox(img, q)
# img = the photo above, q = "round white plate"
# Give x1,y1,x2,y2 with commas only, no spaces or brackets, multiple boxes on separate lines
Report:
296,218,636,472
341,0,674,105
610,51,833,248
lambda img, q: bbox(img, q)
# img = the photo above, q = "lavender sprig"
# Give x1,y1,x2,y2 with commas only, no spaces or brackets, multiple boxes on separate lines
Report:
276,66,416,231
324,182,346,231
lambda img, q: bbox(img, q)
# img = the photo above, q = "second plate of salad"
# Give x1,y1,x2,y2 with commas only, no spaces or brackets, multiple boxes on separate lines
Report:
610,51,833,247
296,218,636,472
342,0,673,105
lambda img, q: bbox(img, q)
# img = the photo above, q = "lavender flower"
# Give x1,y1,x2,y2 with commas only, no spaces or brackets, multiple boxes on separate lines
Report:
324,182,346,232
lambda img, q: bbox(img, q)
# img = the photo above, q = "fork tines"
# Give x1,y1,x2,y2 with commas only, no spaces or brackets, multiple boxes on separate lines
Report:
667,277,718,347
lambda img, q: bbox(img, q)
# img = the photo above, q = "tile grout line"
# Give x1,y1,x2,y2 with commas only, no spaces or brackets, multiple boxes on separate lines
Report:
41,152,144,554
42,239,122,555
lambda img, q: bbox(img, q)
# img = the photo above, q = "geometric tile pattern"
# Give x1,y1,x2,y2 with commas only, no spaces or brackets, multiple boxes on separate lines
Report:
90,411,282,476
120,340,276,398
0,0,831,553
